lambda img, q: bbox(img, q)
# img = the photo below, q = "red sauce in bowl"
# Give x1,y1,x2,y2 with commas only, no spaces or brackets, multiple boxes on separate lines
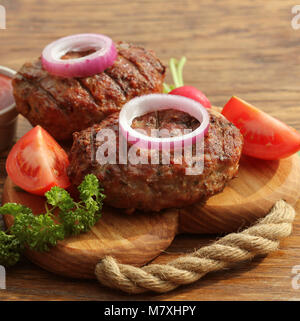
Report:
0,74,14,111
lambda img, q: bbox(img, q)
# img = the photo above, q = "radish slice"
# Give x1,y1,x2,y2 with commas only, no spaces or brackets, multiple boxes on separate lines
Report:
119,94,210,150
42,33,117,78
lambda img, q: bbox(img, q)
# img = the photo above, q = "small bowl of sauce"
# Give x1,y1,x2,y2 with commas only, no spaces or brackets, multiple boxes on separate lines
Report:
0,66,18,151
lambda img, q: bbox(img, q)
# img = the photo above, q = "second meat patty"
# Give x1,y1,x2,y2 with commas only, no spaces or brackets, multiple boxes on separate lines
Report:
68,108,243,212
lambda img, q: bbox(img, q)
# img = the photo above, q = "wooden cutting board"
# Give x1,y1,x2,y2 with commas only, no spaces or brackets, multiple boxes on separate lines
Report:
2,153,300,279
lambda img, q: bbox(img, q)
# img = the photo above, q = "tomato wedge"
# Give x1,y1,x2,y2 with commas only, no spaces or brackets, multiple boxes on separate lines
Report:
6,125,70,195
222,96,300,160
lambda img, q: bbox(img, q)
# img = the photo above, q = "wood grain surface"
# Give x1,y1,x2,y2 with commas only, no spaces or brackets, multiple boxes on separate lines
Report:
179,153,300,233
1,0,300,301
2,177,178,278
2,150,300,279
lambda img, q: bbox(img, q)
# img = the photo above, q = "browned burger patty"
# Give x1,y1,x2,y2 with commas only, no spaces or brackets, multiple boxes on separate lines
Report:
12,42,166,140
68,108,243,212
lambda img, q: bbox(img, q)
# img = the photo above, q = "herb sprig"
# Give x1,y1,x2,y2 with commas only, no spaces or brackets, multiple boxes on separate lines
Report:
0,174,105,267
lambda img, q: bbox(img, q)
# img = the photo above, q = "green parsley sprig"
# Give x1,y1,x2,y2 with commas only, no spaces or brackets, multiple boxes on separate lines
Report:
0,174,105,267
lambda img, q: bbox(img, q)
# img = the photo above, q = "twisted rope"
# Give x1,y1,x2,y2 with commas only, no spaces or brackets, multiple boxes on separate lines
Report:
95,200,295,294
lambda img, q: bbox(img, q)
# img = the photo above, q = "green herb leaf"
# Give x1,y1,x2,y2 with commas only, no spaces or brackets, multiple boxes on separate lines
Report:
0,203,32,217
78,174,103,201
0,231,21,267
45,186,75,211
0,174,105,266
10,212,65,252
59,174,105,235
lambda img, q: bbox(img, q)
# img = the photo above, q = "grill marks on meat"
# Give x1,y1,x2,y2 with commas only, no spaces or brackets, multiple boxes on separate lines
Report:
104,55,150,99
79,73,126,109
68,109,243,212
13,42,166,140
14,60,104,137
117,42,165,91
13,72,73,133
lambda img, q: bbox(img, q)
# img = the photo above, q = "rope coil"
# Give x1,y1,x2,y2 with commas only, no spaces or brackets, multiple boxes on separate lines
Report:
95,200,295,294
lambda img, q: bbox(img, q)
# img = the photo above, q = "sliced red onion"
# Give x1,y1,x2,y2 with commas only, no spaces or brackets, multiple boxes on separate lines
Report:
119,94,210,150
42,33,117,78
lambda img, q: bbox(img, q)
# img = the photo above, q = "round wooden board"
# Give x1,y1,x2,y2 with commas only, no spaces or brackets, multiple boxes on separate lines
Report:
2,177,178,279
179,153,300,233
2,153,300,279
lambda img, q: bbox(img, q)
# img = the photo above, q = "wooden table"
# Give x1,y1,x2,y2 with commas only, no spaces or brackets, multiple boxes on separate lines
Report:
1,0,300,300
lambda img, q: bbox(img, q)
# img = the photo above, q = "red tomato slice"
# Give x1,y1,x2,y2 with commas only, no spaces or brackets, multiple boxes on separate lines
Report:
222,96,300,160
6,125,70,195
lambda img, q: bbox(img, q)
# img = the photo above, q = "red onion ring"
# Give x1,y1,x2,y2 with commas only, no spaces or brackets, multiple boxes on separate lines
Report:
42,33,117,78
119,94,210,150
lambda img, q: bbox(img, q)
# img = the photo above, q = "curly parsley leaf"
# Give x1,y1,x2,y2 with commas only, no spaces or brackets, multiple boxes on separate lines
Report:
45,187,75,211
0,174,105,266
0,203,32,217
0,231,21,267
10,212,65,252
59,174,105,235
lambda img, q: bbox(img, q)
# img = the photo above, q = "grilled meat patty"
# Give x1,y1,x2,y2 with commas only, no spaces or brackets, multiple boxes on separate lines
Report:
12,42,166,140
68,108,243,212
